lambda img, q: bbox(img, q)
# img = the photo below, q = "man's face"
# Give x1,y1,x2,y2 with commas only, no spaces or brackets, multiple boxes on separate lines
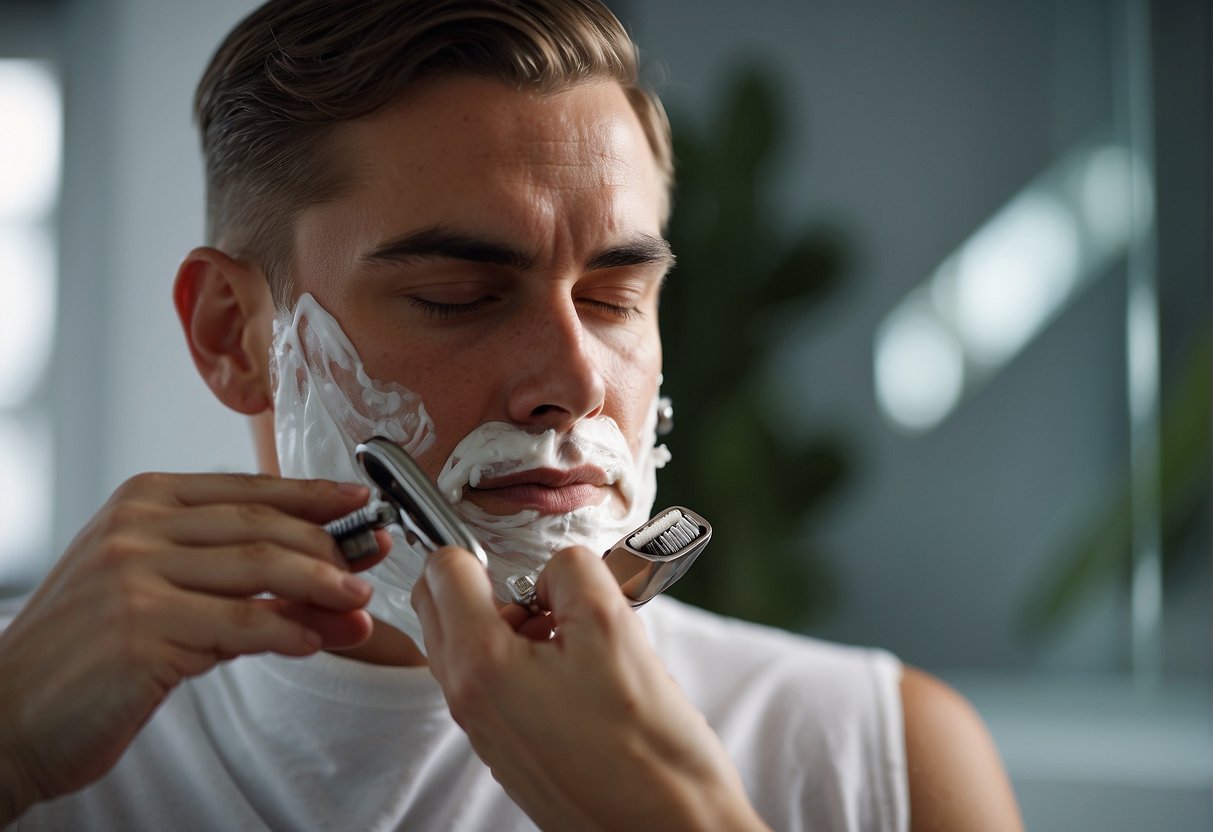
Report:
281,76,669,519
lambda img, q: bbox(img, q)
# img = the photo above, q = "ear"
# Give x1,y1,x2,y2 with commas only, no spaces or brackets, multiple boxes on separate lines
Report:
173,246,277,415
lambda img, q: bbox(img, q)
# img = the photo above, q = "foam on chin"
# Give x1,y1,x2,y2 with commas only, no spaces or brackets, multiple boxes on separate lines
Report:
437,414,669,606
269,293,669,651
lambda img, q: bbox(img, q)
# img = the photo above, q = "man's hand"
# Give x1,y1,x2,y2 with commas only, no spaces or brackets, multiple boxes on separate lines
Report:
411,546,770,832
0,472,389,822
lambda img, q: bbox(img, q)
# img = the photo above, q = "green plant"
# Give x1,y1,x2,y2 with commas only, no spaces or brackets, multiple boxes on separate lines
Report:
1017,331,1211,640
657,65,852,629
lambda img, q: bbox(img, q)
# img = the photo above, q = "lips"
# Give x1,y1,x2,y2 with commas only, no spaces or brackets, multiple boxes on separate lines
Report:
468,465,610,514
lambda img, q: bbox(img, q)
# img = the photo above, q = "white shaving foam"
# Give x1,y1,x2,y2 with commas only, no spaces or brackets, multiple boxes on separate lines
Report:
270,292,670,651
271,293,435,484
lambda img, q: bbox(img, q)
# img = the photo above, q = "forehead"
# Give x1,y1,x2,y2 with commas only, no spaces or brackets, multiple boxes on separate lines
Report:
309,76,667,250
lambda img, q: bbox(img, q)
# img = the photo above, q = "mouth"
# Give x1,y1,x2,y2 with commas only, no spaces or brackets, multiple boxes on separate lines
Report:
466,465,611,515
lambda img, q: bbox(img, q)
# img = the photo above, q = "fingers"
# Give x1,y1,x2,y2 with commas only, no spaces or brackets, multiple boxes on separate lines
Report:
152,502,349,568
411,546,507,659
155,543,374,610
157,592,325,658
147,502,391,573
276,602,374,649
156,594,375,663
535,547,630,622
152,472,370,523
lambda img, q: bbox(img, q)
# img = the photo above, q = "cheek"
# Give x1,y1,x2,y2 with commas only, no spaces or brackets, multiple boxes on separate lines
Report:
362,343,495,476
603,332,662,452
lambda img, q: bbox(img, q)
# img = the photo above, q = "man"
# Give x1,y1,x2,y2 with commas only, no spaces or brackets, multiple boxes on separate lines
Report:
0,1,1023,829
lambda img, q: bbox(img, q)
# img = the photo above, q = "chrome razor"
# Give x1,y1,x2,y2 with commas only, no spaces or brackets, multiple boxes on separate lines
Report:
505,506,712,611
324,437,488,568
325,438,710,610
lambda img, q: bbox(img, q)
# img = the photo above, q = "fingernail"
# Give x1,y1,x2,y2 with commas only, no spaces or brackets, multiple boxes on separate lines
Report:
336,481,367,496
303,629,323,649
342,574,372,599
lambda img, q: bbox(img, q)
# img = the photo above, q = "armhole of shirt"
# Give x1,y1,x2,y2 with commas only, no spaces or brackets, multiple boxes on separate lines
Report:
868,649,910,832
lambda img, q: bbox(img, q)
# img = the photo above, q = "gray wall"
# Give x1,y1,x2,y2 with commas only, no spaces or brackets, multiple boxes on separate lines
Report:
52,0,263,559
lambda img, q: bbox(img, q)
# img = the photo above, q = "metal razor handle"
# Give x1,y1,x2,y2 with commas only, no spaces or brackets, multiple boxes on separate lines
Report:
323,437,488,569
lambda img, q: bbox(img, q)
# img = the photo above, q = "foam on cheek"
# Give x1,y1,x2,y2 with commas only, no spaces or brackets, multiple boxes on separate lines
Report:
269,292,670,650
271,293,436,483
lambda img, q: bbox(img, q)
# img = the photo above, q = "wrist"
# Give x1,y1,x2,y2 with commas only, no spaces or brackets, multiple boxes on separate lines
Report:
643,759,768,832
0,678,40,824
686,782,770,832
0,741,37,825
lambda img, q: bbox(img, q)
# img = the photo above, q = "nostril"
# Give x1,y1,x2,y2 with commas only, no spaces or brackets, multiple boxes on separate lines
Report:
530,404,563,418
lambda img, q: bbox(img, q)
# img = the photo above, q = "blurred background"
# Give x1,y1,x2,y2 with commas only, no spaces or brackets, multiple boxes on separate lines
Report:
0,0,1208,828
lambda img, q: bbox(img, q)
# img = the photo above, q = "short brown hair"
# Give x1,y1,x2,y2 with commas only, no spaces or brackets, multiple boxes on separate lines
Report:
195,0,673,307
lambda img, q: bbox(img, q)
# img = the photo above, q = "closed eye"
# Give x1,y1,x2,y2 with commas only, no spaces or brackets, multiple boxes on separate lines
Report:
407,296,498,320
578,298,642,321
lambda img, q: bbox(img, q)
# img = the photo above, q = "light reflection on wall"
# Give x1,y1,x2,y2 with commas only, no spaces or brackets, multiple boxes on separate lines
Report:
0,59,60,584
874,138,1152,433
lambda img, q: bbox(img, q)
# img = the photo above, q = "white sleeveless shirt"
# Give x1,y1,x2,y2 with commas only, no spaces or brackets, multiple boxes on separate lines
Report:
9,596,908,831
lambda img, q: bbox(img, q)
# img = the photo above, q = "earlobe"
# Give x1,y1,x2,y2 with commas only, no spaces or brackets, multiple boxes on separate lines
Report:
173,246,277,416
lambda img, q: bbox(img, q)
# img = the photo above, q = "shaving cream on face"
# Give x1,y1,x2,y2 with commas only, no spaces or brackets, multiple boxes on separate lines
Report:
436,411,670,604
269,292,669,650
272,293,436,482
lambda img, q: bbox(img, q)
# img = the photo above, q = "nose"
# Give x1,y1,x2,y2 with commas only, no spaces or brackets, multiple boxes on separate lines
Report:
504,299,606,431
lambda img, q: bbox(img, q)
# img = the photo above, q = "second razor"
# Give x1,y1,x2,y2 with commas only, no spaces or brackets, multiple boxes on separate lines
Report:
505,506,711,612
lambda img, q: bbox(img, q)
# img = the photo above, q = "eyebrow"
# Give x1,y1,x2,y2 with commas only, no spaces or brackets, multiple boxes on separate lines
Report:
364,227,532,270
362,226,675,273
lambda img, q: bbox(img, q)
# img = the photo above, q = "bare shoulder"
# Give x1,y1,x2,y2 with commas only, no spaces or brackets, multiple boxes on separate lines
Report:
900,666,1024,832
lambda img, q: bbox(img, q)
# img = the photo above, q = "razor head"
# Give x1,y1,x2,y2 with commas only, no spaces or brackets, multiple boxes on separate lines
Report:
354,437,488,568
603,507,711,608
506,506,711,611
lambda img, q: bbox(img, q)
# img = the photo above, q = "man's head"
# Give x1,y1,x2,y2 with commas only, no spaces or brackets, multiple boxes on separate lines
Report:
177,1,675,647
194,0,673,309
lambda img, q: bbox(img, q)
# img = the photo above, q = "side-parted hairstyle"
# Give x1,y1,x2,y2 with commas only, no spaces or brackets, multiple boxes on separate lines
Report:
195,0,673,307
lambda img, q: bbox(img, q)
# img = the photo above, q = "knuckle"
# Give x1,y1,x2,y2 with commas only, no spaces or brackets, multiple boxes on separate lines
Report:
305,526,341,560
93,532,145,569
225,600,263,632
575,595,623,634
306,557,335,584
238,540,278,569
300,477,330,497
230,471,271,490
117,471,169,498
112,473,147,499
111,572,162,617
233,501,275,526
104,498,155,529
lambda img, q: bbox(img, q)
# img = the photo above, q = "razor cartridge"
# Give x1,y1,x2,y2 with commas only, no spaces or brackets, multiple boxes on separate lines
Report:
506,506,712,611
